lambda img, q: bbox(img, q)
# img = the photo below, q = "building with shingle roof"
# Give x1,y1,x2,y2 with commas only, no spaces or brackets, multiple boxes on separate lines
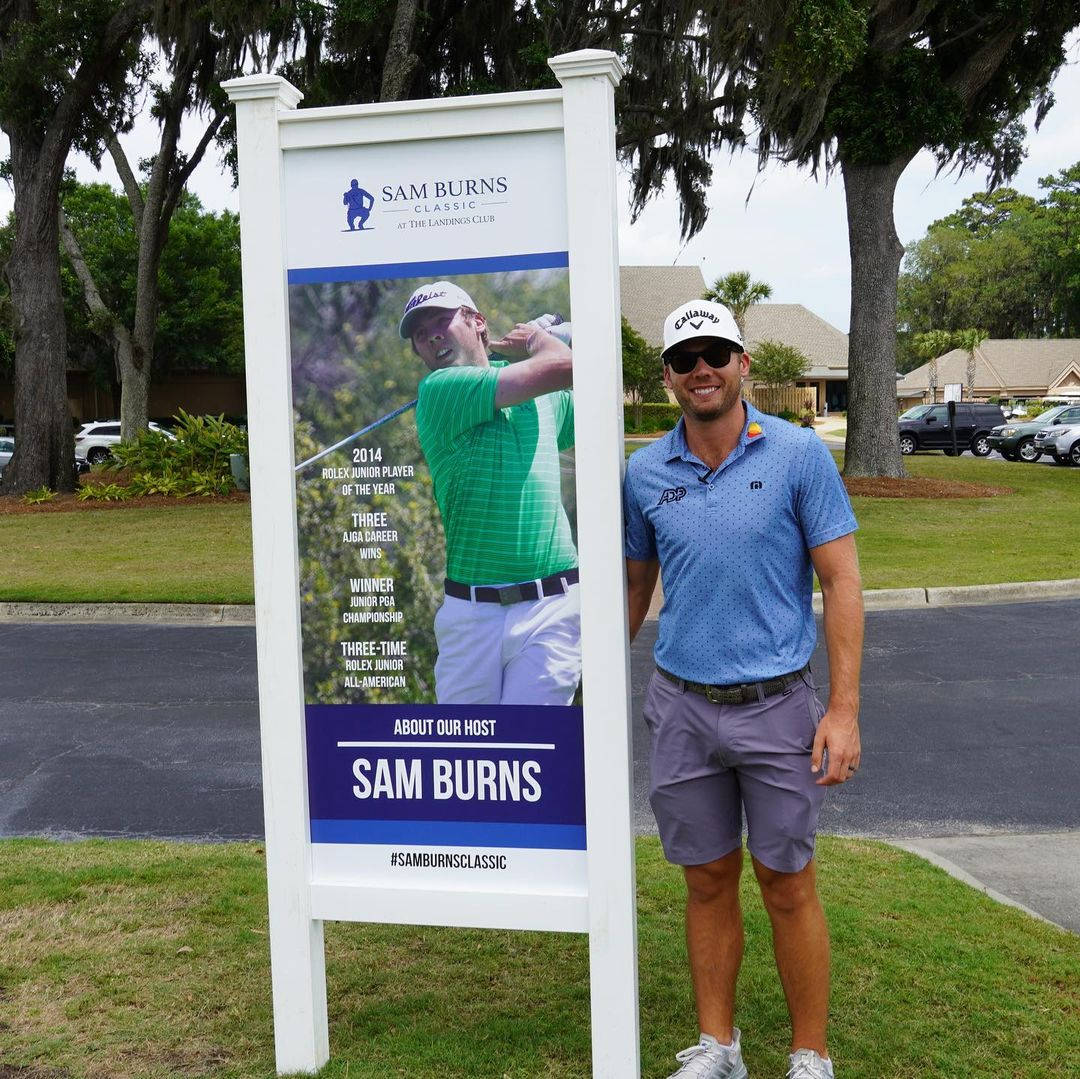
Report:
896,339,1080,407
619,265,710,348
618,268,850,413
743,303,850,412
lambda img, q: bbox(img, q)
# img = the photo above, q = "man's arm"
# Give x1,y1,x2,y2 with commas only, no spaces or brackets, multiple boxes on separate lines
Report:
808,533,863,786
626,557,660,642
488,324,572,408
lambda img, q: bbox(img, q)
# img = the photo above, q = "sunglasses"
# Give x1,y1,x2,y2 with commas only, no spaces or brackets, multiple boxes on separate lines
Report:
664,339,740,375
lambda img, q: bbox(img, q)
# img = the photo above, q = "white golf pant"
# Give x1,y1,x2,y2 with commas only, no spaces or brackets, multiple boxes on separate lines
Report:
433,584,581,705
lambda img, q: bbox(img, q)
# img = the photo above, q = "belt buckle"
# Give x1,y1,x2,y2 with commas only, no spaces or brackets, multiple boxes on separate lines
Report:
497,583,527,605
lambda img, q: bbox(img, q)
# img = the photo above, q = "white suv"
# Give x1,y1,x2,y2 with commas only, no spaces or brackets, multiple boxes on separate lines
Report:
74,420,171,464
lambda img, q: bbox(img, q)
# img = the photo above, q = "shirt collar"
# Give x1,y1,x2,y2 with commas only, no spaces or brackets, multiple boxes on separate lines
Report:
663,399,767,464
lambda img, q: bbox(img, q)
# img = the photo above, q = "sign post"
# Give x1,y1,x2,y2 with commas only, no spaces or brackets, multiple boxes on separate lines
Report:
225,49,639,1077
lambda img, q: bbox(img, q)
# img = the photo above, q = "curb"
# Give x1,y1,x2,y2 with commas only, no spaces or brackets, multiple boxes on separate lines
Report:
888,840,1057,929
0,602,255,626
3,579,1080,625
809,577,1080,614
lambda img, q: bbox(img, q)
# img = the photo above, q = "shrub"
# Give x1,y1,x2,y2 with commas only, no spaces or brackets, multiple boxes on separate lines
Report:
106,410,245,498
129,471,189,498
76,483,132,502
109,410,246,480
21,486,56,505
184,470,234,497
624,402,682,433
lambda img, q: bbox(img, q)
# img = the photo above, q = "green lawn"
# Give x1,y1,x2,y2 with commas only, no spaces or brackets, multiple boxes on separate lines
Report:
2,453,1077,604
0,503,254,603
0,836,1075,1078
845,453,1080,589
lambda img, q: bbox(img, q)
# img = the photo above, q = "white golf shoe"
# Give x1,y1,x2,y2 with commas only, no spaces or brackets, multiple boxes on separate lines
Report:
667,1030,749,1078
786,1048,834,1078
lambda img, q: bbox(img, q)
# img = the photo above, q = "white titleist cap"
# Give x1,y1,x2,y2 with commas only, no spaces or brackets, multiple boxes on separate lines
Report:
399,281,479,338
662,299,743,359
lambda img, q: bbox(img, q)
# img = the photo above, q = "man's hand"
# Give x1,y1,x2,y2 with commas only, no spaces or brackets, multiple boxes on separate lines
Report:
489,322,548,357
811,706,861,786
491,324,573,409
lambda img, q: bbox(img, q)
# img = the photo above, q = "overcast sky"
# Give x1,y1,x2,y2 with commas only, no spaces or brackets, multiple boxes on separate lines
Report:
3,34,1077,333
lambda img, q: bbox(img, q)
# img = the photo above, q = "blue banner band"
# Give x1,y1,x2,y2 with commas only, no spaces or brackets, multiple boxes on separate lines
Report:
311,819,586,850
287,250,569,285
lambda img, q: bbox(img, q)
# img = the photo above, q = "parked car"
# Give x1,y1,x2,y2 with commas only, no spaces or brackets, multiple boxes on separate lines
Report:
1033,422,1080,466
73,420,171,464
987,404,1080,463
898,402,1006,457
0,438,91,477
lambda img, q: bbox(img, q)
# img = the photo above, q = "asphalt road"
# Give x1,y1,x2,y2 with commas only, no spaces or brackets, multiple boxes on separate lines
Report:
2,599,1078,843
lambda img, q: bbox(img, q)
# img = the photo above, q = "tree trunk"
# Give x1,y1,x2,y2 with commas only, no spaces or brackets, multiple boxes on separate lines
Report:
840,153,913,478
0,141,75,495
120,238,162,440
380,0,419,102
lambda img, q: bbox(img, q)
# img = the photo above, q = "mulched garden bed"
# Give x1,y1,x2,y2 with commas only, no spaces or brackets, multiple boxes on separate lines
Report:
0,491,250,515
843,476,1013,499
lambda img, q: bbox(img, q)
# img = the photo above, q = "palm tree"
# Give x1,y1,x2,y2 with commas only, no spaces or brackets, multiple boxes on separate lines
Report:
954,328,986,400
913,329,953,404
703,271,772,339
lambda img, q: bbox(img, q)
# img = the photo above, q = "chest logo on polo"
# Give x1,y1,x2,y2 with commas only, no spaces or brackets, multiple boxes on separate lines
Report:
750,480,763,490
747,422,762,438
657,486,687,505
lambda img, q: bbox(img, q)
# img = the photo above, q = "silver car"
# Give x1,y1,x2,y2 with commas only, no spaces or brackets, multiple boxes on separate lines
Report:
1033,422,1080,465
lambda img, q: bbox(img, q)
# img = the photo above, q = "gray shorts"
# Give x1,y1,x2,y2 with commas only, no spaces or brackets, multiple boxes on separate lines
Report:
643,668,827,873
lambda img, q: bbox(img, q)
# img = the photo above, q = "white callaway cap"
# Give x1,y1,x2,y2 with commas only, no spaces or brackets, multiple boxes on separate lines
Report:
399,280,479,338
662,299,743,359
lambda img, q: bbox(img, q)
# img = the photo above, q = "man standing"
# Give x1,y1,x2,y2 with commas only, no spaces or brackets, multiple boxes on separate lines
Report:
623,300,863,1079
400,280,580,706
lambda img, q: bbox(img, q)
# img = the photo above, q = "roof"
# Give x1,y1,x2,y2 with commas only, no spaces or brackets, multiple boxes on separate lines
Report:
618,271,851,381
896,339,1080,395
619,265,709,348
743,304,849,371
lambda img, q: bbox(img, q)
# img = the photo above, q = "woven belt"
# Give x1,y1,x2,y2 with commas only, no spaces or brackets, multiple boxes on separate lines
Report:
445,568,579,606
657,664,808,705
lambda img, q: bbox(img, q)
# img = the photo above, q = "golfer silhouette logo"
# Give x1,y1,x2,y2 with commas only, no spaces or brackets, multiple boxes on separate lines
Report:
343,179,374,231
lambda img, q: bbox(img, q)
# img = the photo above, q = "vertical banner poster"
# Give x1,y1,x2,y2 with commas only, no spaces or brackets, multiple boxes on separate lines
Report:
284,130,587,914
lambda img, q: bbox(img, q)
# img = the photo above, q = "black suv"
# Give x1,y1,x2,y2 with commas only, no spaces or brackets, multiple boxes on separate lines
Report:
898,403,1006,457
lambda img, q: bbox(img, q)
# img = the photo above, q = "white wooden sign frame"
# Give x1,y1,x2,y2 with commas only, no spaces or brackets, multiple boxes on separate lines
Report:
224,50,639,1077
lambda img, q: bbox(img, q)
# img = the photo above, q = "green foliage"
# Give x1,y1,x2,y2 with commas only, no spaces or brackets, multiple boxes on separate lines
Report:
624,402,682,434
0,2,150,160
76,482,131,501
899,167,1080,340
20,486,56,505
109,410,246,479
750,338,810,390
621,317,665,426
59,183,244,375
127,471,188,498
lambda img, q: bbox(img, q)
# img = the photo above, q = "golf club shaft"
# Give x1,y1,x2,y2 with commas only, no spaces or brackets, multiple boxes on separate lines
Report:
294,399,418,473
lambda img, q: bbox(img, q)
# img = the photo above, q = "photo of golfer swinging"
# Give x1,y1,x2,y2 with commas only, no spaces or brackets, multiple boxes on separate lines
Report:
288,268,579,708
401,280,580,706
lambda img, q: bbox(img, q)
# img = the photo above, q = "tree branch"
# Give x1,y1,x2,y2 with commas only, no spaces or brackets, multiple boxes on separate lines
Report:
58,206,114,325
161,110,226,227
107,134,144,230
44,1,148,178
946,27,1018,107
